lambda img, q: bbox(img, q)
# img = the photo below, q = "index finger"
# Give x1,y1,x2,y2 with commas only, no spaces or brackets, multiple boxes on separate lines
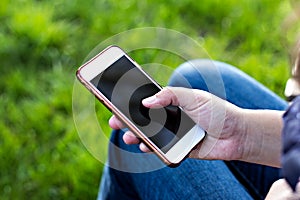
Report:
109,115,126,130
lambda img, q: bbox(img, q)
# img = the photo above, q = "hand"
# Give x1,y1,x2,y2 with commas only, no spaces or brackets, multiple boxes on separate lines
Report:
109,86,245,161
265,179,300,200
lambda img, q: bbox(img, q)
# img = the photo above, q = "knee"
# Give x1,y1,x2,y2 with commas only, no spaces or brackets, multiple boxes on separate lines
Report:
168,59,240,99
169,59,205,89
168,59,226,90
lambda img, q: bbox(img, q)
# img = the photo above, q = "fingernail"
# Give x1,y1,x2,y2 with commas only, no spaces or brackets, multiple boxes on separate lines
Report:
142,95,156,104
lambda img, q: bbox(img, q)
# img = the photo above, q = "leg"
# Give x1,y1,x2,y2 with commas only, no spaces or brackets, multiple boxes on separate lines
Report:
99,59,287,200
168,59,287,110
99,130,253,200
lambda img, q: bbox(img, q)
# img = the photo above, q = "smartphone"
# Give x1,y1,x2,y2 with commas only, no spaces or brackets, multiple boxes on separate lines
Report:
76,45,205,165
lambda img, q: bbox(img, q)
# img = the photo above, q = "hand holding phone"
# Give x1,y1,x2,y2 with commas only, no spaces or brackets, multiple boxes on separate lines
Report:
76,46,206,165
112,84,254,164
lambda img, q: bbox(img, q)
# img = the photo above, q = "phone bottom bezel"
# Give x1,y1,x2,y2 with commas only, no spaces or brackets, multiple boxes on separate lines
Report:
162,125,205,165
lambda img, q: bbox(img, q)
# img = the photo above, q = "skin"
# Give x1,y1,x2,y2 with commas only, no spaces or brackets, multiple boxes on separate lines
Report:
110,87,283,167
265,179,300,200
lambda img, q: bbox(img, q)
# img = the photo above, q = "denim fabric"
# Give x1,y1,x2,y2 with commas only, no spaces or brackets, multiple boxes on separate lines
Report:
98,59,288,200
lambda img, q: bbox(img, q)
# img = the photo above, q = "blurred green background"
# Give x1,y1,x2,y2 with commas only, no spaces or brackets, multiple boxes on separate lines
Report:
1,0,299,199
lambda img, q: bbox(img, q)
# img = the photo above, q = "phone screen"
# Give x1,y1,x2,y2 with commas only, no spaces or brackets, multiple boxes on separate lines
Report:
91,56,196,153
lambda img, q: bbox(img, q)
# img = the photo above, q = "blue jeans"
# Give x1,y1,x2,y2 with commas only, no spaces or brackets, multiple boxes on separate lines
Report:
98,59,288,200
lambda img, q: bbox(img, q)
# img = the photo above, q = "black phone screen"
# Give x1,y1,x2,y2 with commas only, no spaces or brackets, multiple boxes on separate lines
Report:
91,56,195,153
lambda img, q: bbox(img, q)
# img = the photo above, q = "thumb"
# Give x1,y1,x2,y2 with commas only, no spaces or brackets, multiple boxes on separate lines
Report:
142,87,179,108
142,87,209,111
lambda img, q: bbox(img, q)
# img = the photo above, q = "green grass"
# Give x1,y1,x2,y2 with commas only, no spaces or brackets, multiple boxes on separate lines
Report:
0,0,298,199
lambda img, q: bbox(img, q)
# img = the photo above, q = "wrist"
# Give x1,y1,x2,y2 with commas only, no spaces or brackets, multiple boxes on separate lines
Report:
238,109,283,167
236,109,256,162
228,106,248,161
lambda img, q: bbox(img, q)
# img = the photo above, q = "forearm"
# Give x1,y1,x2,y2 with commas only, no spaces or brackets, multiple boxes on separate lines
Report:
239,109,284,167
